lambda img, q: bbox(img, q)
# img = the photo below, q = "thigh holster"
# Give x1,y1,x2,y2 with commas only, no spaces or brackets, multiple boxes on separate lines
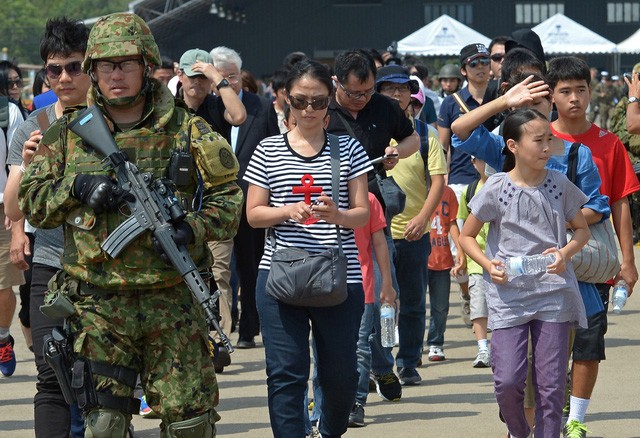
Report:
71,358,140,415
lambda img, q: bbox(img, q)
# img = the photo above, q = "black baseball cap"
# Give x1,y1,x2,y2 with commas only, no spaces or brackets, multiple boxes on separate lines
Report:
459,43,490,65
505,29,545,64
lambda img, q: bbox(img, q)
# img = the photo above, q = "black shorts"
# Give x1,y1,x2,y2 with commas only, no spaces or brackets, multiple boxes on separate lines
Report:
572,284,610,361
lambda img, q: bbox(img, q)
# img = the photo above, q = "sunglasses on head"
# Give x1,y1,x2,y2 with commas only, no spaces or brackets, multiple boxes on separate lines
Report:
491,53,504,62
466,57,491,68
46,61,83,80
288,94,330,111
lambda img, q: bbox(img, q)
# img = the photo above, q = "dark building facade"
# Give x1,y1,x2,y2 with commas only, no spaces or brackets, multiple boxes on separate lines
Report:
132,0,640,77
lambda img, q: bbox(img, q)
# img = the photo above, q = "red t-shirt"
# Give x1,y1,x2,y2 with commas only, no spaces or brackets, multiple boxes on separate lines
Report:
428,186,459,270
551,123,640,203
354,193,387,304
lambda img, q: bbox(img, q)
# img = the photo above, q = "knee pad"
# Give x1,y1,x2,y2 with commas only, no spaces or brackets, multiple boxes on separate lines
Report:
85,408,129,438
163,412,215,438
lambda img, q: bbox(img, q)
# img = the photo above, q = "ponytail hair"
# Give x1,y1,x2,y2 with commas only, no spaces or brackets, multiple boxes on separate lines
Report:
501,108,548,172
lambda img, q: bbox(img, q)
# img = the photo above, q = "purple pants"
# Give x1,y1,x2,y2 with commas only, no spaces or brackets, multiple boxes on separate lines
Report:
491,320,571,438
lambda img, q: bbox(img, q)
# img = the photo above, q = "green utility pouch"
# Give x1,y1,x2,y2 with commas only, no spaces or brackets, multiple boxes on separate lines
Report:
40,270,78,319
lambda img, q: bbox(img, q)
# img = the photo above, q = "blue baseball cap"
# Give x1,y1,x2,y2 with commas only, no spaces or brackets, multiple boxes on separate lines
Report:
375,65,420,94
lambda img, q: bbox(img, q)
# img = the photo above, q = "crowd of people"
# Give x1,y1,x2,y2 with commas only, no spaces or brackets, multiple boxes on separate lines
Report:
0,12,639,438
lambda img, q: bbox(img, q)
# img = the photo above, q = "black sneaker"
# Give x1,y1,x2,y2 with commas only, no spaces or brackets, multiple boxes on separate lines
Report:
236,337,256,349
347,403,365,427
397,367,422,386
371,371,402,401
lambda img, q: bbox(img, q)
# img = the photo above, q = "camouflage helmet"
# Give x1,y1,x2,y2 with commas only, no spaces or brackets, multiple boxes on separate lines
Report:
438,64,463,81
83,13,161,72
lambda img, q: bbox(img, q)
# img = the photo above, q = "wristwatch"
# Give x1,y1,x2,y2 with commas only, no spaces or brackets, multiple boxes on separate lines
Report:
629,96,639,104
216,78,230,90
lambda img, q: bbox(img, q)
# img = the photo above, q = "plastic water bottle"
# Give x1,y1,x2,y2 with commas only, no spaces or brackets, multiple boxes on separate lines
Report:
505,253,556,277
612,280,628,314
380,304,396,348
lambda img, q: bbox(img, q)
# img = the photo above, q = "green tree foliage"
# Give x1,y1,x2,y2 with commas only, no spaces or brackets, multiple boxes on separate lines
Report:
0,0,130,64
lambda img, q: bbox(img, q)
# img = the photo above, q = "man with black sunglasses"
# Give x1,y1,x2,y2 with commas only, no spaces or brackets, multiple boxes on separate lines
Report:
437,43,496,328
489,36,509,81
4,16,90,438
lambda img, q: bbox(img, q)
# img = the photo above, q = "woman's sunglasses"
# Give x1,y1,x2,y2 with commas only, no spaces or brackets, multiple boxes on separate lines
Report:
288,95,330,111
466,57,491,68
45,61,83,80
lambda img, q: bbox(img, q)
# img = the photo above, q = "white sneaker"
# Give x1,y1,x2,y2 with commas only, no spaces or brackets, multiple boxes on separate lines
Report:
427,345,445,361
473,350,491,368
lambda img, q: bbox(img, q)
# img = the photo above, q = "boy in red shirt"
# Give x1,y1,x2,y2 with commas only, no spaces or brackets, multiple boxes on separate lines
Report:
425,185,463,361
548,56,640,437
349,192,397,427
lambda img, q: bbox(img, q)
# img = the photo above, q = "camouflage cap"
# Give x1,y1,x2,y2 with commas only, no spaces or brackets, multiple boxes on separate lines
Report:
83,13,161,72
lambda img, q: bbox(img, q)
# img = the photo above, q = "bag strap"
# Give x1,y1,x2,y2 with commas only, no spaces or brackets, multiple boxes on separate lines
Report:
566,142,580,185
452,92,471,114
269,132,343,252
335,111,357,139
414,119,431,192
328,133,343,252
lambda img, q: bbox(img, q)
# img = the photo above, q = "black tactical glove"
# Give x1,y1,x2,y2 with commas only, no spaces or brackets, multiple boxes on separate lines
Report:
152,221,194,265
72,174,132,214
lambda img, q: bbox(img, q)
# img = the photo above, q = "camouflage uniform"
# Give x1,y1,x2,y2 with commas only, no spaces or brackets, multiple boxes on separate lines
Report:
590,81,617,129
19,13,242,437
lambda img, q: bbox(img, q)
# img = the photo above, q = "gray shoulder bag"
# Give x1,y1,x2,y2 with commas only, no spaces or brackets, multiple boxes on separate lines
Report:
264,133,348,307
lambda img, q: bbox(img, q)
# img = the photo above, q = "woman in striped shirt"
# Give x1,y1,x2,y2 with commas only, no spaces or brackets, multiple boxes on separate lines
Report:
245,59,371,437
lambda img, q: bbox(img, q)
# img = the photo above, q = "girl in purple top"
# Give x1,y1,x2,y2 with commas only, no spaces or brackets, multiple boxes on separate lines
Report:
459,108,590,438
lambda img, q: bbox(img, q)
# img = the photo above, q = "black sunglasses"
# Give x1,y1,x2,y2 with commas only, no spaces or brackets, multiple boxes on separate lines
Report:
467,57,491,68
46,61,83,80
490,53,504,62
288,95,330,111
7,78,23,88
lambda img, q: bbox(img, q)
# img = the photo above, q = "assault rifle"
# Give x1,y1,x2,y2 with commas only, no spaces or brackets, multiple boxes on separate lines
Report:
68,106,233,353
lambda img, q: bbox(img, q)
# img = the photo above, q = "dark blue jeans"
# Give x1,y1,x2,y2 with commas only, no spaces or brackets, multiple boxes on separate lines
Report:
370,233,398,374
393,235,431,368
256,269,363,438
426,268,451,347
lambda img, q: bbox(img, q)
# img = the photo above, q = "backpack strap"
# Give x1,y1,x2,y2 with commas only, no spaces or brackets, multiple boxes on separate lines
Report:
566,142,580,185
465,178,480,206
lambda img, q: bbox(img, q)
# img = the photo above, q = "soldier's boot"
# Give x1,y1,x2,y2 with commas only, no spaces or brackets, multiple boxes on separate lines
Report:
162,412,216,438
85,408,130,438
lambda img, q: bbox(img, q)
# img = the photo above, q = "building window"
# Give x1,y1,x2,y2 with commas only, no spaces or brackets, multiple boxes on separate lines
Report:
425,3,473,25
332,0,382,5
515,3,564,24
607,2,640,22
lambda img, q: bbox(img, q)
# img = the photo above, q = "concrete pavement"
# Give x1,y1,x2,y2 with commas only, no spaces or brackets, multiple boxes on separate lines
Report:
2,261,640,437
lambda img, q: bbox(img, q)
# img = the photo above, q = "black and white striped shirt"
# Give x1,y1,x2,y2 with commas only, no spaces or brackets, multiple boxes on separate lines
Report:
244,132,372,283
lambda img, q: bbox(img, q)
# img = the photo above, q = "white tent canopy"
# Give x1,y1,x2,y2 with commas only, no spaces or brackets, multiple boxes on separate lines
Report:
532,13,618,54
396,14,490,56
617,28,640,54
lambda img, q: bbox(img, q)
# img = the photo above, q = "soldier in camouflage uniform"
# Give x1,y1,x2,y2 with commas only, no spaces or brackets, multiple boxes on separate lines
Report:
589,73,617,129
18,13,242,438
